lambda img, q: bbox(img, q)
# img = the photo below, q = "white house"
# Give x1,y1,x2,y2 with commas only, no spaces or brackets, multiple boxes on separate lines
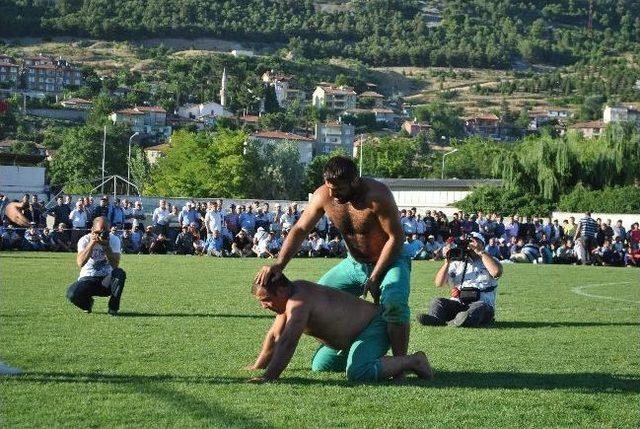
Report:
109,106,172,140
603,105,640,125
248,131,315,165
176,101,233,120
312,85,357,111
314,121,355,155
262,71,306,108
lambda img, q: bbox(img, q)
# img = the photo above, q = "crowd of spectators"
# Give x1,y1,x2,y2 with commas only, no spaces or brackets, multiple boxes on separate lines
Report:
399,208,640,267
1,193,638,268
0,194,347,259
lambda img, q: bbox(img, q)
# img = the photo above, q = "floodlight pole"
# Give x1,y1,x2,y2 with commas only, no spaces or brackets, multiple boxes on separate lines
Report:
101,125,106,193
358,135,364,177
441,148,458,180
127,132,140,196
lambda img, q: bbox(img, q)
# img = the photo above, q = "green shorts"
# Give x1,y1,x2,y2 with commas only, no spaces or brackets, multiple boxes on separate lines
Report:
318,249,411,324
311,311,389,382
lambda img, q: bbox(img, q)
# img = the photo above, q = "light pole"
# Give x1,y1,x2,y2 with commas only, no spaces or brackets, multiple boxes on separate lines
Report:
358,135,364,177
441,148,458,180
127,132,140,195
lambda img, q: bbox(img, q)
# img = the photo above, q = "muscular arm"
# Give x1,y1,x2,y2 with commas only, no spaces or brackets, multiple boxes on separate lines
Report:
478,252,502,278
276,194,326,268
261,302,309,381
76,238,96,268
434,260,451,288
251,313,287,369
368,186,405,284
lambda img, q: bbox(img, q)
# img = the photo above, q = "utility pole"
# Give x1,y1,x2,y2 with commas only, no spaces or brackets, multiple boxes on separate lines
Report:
101,125,106,194
358,135,364,177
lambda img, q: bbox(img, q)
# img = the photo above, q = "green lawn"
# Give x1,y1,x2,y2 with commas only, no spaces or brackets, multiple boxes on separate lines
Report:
1,252,638,428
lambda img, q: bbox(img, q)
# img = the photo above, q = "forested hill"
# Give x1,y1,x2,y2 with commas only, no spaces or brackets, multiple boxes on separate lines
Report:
1,0,639,68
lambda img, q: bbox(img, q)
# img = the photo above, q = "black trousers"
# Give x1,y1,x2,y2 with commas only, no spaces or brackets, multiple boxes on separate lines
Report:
427,297,494,327
66,268,126,312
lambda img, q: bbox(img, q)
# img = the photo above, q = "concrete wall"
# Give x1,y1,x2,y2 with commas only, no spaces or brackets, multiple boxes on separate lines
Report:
0,165,46,200
26,108,87,122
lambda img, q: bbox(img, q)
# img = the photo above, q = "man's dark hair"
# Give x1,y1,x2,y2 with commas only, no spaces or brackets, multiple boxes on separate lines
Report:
323,156,358,183
252,273,292,296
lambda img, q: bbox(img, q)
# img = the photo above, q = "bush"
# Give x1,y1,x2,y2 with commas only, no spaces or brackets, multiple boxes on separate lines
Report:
556,185,640,213
454,185,555,217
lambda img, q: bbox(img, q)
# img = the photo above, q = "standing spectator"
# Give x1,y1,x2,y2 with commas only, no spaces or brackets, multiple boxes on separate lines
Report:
166,205,181,250
415,214,426,240
269,204,283,235
629,223,640,249
131,200,146,231
424,210,436,237
29,195,44,226
122,199,134,230
69,200,88,249
564,216,577,239
240,205,256,233
91,196,111,224
152,199,171,236
48,196,72,228
612,220,626,241
402,208,418,236
109,198,125,229
448,212,462,239
574,212,598,264
504,216,519,241
179,202,201,228
204,201,224,238
225,204,240,236
0,194,8,222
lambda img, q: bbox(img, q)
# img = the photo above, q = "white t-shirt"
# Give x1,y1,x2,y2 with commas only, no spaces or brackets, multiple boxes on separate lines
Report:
448,257,498,308
77,233,121,279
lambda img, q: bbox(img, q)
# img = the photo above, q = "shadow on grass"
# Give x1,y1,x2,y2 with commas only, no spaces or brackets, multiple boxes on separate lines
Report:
492,321,640,329
116,312,273,319
13,370,640,393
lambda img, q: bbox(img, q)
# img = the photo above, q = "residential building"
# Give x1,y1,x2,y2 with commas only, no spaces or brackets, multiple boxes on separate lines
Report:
231,49,254,57
312,85,357,111
314,121,355,155
464,113,500,137
262,71,306,108
566,120,605,138
0,55,19,87
60,98,92,110
248,131,315,165
358,91,385,108
345,107,397,123
402,119,432,137
144,143,170,165
176,101,233,120
603,105,640,125
109,106,172,139
24,55,83,93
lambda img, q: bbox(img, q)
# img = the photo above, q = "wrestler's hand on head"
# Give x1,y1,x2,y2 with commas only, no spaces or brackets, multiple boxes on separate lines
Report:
254,263,283,288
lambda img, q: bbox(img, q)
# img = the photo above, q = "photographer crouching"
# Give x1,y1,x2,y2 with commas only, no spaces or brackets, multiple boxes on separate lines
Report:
66,216,126,316
417,232,502,328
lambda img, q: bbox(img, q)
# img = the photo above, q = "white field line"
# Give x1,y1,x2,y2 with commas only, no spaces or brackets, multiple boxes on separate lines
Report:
570,281,640,304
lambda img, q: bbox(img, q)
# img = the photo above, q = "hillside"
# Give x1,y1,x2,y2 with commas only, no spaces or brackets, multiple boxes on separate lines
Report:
1,0,638,68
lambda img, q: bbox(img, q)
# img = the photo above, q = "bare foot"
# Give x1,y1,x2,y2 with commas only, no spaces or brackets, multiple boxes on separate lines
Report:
412,351,434,380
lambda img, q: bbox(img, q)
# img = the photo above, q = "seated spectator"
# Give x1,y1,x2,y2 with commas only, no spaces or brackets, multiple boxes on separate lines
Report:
326,235,347,258
193,233,206,256
139,225,157,254
309,232,328,257
50,223,71,252
205,229,226,257
266,231,282,257
23,223,42,251
624,245,639,267
498,238,510,260
1,223,21,250
120,229,135,254
592,240,622,266
424,235,443,260
175,226,195,255
150,234,168,254
404,233,427,260
230,228,253,257
510,239,540,263
40,227,54,251
484,237,501,259
539,243,554,264
554,239,578,264
253,231,273,258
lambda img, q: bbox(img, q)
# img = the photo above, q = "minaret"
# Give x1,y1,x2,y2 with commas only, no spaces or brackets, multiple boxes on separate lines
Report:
220,68,227,107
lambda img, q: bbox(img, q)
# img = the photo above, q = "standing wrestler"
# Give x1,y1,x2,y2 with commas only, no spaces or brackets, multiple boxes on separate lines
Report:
253,156,410,368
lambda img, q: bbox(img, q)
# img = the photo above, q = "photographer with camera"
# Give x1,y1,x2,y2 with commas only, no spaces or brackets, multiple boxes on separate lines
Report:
66,216,126,316
417,232,502,328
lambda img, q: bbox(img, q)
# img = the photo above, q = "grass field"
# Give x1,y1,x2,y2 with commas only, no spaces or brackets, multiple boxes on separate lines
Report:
1,252,638,428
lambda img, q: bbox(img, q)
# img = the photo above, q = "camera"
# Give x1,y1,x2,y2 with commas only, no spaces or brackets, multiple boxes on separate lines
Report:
446,239,470,261
99,230,110,241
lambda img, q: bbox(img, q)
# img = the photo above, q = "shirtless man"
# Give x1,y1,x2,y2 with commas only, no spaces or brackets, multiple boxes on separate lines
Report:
249,274,432,383
254,156,411,367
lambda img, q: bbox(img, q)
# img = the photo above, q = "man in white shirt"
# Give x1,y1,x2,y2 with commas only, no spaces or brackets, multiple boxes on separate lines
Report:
204,201,224,239
152,199,171,236
66,217,126,316
69,200,88,250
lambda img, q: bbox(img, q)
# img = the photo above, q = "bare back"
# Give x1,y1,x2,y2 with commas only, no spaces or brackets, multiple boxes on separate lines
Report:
319,178,399,263
288,281,379,350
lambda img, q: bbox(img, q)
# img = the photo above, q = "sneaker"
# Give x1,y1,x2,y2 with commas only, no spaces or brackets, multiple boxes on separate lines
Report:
107,309,118,317
416,313,445,326
447,311,469,327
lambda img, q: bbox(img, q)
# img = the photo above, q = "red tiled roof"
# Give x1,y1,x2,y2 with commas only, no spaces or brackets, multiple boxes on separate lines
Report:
359,91,384,98
114,108,145,115
252,131,314,141
320,85,356,95
135,106,166,113
472,113,499,121
145,143,170,151
240,115,260,123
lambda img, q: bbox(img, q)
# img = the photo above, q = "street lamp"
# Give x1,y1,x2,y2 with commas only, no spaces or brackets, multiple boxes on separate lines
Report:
127,132,140,195
441,148,458,180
